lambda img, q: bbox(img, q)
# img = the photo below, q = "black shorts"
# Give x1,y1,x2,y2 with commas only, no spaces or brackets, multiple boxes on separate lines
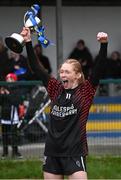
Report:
43,156,86,175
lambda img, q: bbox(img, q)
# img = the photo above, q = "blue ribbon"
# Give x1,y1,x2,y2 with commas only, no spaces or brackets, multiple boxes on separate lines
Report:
26,4,54,48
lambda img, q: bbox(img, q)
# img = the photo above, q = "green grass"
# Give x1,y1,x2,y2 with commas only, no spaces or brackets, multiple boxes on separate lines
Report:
0,159,43,179
0,156,121,179
87,156,121,179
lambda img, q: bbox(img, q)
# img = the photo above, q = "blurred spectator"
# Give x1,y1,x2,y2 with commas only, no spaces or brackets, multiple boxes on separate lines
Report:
104,51,121,79
94,51,121,96
68,39,93,79
95,50,121,79
34,44,52,75
0,73,23,159
0,36,10,80
8,51,33,81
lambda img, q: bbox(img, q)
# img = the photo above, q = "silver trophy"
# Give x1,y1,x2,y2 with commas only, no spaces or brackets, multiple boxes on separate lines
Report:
5,4,51,53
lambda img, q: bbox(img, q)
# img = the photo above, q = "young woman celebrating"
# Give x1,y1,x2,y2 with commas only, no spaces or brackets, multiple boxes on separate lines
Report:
21,27,108,179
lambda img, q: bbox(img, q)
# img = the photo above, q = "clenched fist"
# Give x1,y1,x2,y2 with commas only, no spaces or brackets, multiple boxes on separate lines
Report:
97,32,108,43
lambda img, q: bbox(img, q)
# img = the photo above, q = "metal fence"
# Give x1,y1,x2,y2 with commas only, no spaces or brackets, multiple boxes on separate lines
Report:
0,79,121,159
88,79,121,156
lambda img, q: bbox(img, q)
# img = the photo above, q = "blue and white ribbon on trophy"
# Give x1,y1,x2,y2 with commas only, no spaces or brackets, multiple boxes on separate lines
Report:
24,4,54,48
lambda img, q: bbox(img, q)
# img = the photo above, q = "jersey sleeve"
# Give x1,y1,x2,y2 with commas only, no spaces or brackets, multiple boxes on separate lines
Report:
26,41,50,87
47,77,63,101
83,80,97,103
90,43,108,87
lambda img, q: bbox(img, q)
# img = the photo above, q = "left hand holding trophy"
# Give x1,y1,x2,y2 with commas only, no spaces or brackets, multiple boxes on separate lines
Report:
5,4,53,53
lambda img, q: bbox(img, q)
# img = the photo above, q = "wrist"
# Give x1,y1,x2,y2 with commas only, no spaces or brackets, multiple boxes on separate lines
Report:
25,39,31,42
100,40,108,43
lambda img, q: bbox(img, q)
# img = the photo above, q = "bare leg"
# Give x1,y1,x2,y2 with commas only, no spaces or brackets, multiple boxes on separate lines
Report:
68,171,87,180
44,172,64,180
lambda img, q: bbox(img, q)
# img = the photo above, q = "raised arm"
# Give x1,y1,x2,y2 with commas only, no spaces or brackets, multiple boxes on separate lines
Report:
90,32,108,86
21,27,50,87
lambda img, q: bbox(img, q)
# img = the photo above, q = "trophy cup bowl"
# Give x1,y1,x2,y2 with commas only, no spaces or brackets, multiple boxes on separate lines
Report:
5,33,24,53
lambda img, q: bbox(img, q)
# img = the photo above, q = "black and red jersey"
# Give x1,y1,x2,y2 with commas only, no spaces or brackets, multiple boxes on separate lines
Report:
26,42,108,157
44,77,96,156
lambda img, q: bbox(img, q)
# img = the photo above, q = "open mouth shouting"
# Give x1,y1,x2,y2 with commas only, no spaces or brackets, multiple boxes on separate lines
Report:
62,80,69,89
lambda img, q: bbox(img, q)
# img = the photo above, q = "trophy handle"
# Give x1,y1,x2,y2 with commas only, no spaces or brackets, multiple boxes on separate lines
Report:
24,11,41,28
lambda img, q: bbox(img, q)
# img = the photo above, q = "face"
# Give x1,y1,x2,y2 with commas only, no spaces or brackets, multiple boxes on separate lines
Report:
111,52,120,61
59,63,81,89
34,46,42,55
77,42,85,50
6,77,15,82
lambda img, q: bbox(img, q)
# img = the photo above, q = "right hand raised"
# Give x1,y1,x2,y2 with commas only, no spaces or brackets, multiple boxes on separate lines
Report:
97,32,108,43
20,27,31,43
